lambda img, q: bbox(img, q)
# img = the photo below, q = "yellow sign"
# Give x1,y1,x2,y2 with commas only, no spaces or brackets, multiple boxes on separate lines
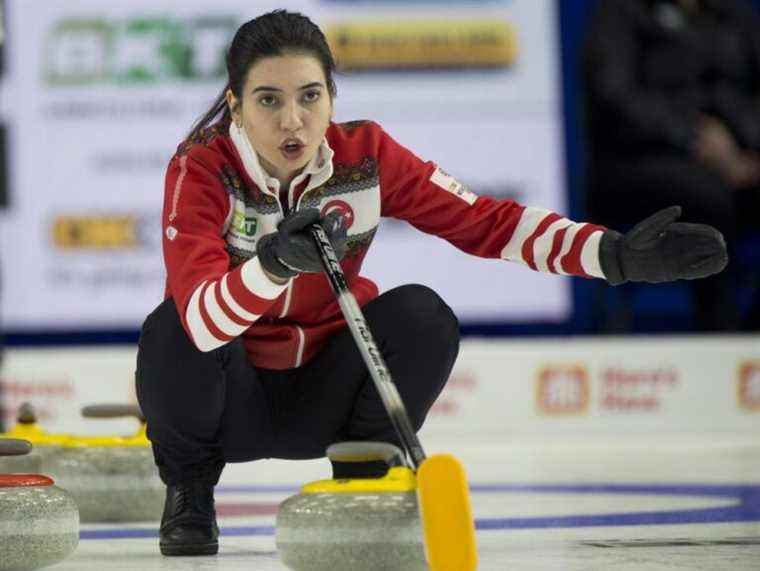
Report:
52,215,140,250
325,19,518,70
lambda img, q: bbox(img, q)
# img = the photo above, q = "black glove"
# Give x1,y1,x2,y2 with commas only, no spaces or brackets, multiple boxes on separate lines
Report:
257,208,349,280
599,206,728,286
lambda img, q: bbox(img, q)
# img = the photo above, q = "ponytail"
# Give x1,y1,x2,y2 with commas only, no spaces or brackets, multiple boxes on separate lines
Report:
185,84,232,143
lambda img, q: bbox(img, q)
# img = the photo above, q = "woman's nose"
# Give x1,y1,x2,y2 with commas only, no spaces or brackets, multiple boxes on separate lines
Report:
280,101,304,131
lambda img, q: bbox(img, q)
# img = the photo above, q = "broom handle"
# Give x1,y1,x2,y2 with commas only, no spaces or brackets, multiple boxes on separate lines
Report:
311,224,427,469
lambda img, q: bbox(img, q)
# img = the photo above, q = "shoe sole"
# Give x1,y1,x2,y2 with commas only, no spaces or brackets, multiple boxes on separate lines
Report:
160,542,218,556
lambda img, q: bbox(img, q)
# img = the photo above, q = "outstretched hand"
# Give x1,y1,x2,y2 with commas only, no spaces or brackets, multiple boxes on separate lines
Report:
599,206,729,286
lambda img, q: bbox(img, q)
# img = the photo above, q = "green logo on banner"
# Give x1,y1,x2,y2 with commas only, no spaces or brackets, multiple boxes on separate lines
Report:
44,16,238,85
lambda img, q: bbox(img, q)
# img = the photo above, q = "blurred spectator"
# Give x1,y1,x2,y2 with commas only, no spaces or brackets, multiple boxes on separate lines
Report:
583,0,760,331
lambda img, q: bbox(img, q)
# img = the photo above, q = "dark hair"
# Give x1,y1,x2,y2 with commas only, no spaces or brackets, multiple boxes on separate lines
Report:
186,10,337,141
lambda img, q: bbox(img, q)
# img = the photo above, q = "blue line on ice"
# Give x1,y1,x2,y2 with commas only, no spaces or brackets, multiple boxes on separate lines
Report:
79,483,760,540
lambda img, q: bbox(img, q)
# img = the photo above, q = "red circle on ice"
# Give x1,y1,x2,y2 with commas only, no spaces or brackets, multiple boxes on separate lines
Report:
0,474,54,488
321,200,355,229
216,502,280,517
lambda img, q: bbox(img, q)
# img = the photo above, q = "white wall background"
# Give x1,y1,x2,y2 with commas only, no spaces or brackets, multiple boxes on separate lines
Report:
2,337,759,439
0,0,570,330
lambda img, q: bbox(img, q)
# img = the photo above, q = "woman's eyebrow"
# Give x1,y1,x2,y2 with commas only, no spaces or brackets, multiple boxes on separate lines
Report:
252,82,324,94
298,82,324,90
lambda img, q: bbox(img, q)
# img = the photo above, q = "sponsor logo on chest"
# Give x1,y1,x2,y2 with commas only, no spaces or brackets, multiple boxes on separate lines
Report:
232,208,258,237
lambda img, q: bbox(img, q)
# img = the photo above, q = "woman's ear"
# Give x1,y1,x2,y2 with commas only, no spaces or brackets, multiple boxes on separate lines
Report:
226,89,242,127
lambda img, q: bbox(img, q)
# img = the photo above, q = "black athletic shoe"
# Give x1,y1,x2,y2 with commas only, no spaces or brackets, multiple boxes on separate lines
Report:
159,481,219,556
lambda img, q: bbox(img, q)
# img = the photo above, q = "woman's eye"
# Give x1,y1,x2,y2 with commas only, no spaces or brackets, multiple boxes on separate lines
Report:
303,90,320,103
259,95,278,107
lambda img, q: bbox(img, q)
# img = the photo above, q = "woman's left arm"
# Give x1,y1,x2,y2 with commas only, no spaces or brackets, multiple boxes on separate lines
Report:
377,126,727,284
377,126,607,280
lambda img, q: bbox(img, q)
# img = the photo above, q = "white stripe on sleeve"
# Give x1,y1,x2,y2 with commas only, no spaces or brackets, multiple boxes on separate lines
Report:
580,230,605,278
185,281,225,352
555,223,583,275
533,219,574,273
499,207,552,264
279,280,294,319
294,325,306,368
203,281,251,338
240,257,290,300
220,274,259,321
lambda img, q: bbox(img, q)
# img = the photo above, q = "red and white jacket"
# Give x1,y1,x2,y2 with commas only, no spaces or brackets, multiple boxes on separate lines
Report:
162,119,607,370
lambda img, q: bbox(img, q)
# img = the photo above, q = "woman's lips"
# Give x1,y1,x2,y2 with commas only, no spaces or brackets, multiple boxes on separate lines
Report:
280,141,306,161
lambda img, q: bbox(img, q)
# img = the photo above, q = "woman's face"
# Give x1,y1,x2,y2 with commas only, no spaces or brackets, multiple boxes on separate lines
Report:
227,53,333,187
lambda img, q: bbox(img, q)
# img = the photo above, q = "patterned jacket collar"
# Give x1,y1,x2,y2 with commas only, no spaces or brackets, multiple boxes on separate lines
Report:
228,122,334,198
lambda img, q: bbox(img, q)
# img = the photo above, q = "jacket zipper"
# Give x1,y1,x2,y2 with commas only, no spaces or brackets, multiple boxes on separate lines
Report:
281,167,330,367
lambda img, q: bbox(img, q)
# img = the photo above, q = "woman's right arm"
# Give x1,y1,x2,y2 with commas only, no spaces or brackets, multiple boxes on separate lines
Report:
162,154,290,352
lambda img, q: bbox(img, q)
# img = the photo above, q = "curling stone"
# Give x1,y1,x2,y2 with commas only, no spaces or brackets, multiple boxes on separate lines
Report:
45,404,164,523
0,438,79,571
276,442,427,571
0,403,70,473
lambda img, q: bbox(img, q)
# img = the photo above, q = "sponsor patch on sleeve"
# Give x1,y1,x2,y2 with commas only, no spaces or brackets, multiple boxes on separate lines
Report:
430,167,478,205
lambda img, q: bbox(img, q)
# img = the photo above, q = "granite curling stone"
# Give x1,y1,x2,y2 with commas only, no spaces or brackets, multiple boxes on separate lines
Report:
276,442,427,571
0,403,69,474
44,404,164,523
0,438,79,571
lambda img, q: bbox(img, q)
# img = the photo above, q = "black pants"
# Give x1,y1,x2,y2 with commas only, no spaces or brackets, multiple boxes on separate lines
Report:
135,284,459,486
590,155,760,331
